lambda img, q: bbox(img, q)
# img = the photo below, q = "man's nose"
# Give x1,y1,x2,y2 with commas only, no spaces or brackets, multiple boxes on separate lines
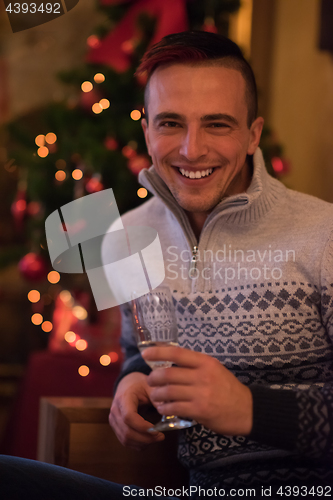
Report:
178,126,208,161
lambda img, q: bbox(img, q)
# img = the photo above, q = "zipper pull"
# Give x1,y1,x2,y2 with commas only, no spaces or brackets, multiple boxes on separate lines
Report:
189,245,198,279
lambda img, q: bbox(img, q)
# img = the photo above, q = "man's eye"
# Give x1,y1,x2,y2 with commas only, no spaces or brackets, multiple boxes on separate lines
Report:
208,123,230,128
160,121,179,128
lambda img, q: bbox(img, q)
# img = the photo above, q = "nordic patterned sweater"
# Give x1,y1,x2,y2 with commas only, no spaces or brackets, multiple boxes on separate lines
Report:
104,148,333,489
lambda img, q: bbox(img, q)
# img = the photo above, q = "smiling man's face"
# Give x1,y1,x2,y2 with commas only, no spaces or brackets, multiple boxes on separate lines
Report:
141,63,264,227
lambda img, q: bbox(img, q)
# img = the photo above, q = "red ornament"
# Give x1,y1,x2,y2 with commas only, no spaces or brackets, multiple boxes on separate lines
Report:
11,188,27,228
18,252,48,281
85,175,104,193
271,156,291,176
104,137,118,150
127,154,151,175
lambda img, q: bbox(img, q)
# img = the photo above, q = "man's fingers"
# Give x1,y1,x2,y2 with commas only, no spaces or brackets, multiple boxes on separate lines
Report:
110,399,164,447
150,384,192,404
142,346,201,368
147,366,194,387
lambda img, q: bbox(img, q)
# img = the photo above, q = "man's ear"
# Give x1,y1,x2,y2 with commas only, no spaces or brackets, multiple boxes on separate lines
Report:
247,116,264,155
141,118,151,156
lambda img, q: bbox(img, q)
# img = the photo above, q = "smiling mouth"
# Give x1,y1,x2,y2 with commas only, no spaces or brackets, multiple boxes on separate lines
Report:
177,167,215,179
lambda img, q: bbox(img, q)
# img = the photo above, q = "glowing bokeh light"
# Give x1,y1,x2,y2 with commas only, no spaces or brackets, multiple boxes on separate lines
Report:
73,306,88,320
99,99,110,110
109,352,119,363
31,313,43,325
130,110,141,121
72,169,83,180
45,133,57,144
100,354,111,366
35,135,45,147
16,200,27,212
38,147,49,158
65,331,76,343
59,290,73,305
92,103,103,114
81,81,93,93
76,339,88,351
28,290,40,303
87,35,99,48
47,271,60,284
55,170,66,181
78,365,90,377
137,188,148,199
41,321,53,332
94,73,105,83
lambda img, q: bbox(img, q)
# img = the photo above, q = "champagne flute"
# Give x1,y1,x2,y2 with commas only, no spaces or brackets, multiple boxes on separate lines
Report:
132,286,196,432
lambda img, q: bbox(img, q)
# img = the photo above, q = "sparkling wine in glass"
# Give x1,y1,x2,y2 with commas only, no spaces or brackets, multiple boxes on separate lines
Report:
132,286,195,432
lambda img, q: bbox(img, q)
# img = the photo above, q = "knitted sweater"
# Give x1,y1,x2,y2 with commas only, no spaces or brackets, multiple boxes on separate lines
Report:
104,148,333,489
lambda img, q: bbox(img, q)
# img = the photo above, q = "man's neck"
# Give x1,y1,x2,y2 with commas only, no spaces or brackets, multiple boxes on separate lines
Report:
185,157,253,241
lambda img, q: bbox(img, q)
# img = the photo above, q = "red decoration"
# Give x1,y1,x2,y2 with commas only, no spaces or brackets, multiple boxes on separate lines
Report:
86,0,188,72
11,188,27,228
18,253,48,281
85,174,104,193
127,154,151,175
122,145,137,159
104,137,118,150
271,156,291,176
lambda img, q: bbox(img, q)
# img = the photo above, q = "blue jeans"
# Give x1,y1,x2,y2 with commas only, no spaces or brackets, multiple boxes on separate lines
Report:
0,455,179,500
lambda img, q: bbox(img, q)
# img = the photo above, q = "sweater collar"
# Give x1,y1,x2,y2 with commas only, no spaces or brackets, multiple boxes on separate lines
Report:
138,148,285,228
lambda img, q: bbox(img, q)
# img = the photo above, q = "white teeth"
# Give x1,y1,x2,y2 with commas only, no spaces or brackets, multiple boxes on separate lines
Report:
179,168,213,179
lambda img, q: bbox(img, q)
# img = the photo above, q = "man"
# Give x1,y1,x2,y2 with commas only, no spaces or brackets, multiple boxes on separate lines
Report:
106,31,333,492
0,31,332,500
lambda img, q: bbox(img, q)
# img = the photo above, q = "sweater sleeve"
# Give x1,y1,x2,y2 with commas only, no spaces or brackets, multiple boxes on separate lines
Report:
113,301,151,393
249,230,333,458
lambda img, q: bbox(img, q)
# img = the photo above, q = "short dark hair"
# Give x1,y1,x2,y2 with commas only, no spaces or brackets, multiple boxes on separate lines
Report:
136,31,258,128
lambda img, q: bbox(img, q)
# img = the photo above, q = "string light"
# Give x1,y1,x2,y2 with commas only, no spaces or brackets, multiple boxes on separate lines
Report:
47,271,60,284
100,354,111,366
45,133,57,144
75,339,88,351
130,110,141,121
72,169,83,180
28,290,40,303
41,321,53,332
72,306,88,320
59,290,73,305
94,73,105,83
65,331,76,343
137,188,148,199
31,313,43,325
38,147,49,158
99,99,110,110
35,135,45,147
78,365,90,377
92,103,103,114
55,170,66,181
81,81,93,93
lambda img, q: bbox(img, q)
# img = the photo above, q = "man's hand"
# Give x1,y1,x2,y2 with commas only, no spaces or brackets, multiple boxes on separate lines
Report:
142,346,253,436
109,372,165,450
